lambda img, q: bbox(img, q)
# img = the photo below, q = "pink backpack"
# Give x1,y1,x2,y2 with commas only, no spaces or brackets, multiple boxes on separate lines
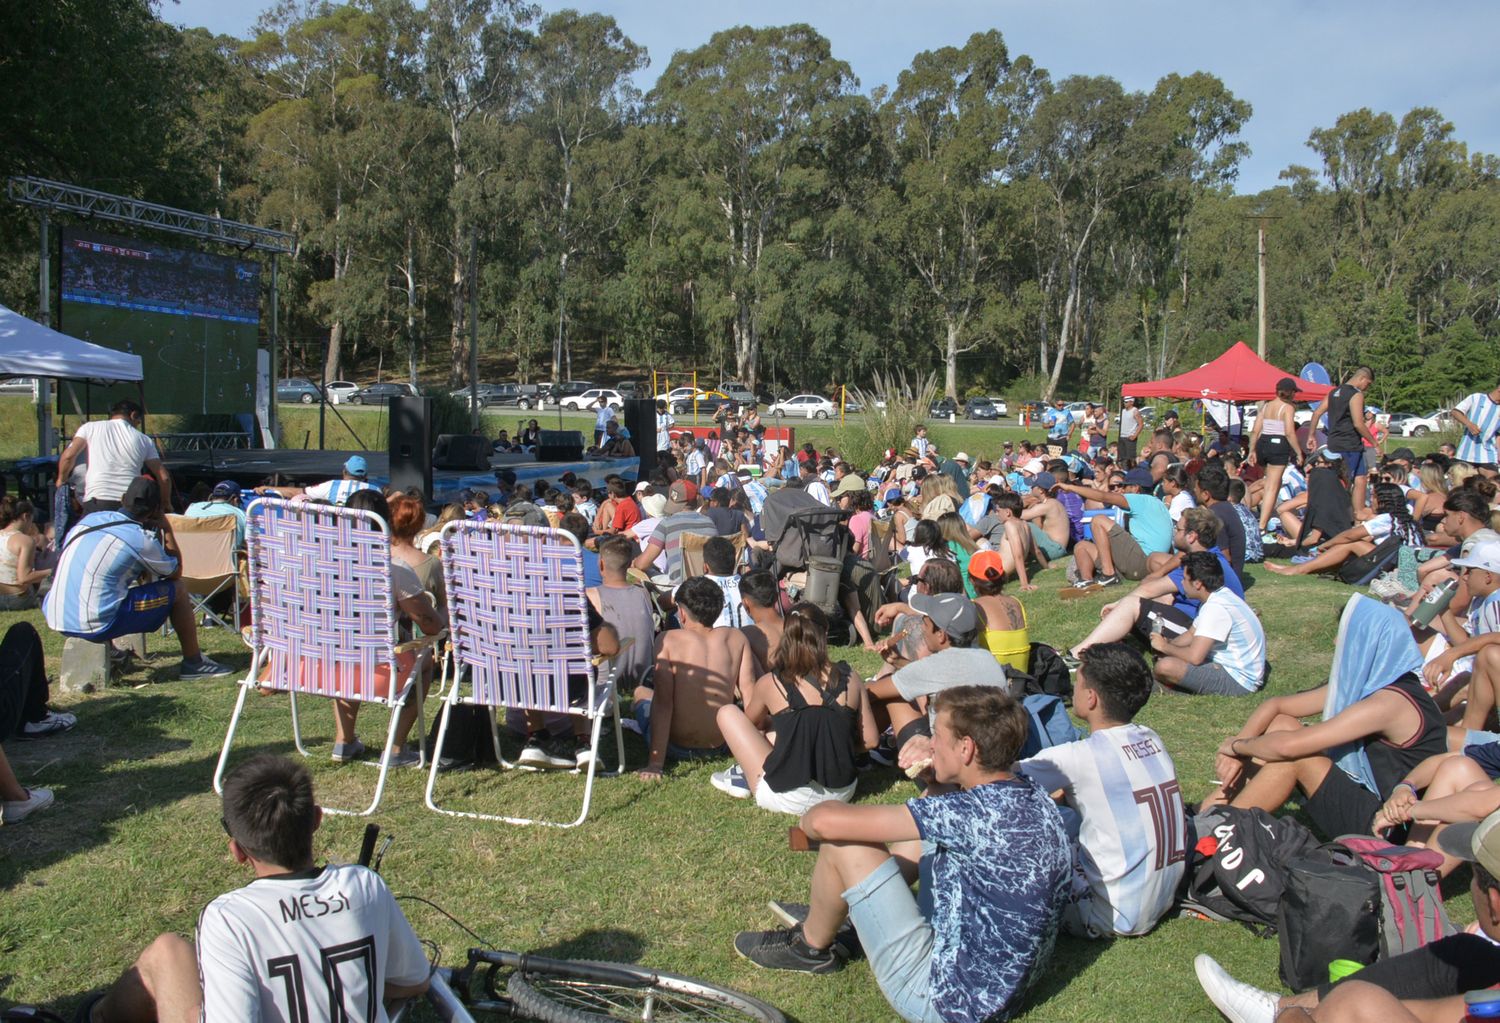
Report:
1337,836,1456,957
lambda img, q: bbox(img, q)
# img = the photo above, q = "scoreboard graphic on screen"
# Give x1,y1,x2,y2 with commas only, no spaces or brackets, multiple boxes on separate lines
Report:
59,228,260,415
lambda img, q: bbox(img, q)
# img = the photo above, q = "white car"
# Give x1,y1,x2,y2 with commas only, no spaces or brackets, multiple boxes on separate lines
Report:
768,394,836,419
1397,409,1451,437
654,385,697,405
988,396,1009,416
325,380,359,405
562,387,625,411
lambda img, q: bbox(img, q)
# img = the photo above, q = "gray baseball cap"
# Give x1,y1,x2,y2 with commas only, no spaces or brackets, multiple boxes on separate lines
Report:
910,591,979,642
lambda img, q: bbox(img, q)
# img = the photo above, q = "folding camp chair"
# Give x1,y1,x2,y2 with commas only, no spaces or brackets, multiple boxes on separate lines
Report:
164,514,241,633
679,529,747,579
213,498,441,816
425,520,625,827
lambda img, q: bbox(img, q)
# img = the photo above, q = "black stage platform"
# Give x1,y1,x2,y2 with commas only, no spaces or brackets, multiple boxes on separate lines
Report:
160,448,639,505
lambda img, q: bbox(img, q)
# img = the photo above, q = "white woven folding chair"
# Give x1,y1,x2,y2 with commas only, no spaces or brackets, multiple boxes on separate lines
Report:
425,520,624,827
213,498,440,816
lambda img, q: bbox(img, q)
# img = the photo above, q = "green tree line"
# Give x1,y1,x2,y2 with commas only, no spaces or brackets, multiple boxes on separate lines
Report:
3,0,1497,407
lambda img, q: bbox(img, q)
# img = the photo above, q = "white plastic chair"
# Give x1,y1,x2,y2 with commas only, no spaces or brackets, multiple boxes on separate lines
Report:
213,498,440,816
425,520,624,827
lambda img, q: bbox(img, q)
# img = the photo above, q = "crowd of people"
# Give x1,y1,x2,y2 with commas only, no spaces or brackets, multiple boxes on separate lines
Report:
4,369,1500,1023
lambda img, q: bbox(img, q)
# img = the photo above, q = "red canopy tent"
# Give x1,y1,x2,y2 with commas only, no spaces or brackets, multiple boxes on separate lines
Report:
1121,341,1333,403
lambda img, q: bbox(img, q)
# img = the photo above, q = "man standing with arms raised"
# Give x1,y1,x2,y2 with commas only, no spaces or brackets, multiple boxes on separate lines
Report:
1307,366,1380,513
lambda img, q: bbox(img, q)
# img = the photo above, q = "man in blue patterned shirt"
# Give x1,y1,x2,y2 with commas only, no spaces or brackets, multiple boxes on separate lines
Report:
734,685,1071,1023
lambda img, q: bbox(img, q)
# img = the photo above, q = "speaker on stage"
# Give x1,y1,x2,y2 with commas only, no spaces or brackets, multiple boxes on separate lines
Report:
537,429,585,462
389,396,432,495
434,433,491,471
624,397,656,479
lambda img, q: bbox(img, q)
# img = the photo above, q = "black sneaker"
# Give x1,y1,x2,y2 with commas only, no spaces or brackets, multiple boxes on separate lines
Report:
733,924,842,974
517,733,574,770
1094,573,1121,589
767,902,862,960
179,656,234,680
866,729,897,768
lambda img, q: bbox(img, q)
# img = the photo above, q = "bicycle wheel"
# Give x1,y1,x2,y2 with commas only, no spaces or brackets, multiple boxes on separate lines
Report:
507,959,784,1023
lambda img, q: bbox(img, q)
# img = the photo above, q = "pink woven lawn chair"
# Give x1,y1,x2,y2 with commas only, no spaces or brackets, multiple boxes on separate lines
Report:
213,497,442,816
425,519,625,827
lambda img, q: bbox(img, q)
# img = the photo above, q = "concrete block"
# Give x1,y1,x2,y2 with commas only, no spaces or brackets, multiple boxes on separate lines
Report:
60,637,109,693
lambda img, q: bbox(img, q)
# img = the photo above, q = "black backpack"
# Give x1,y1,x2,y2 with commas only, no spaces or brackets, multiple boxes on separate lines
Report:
1025,643,1073,703
1277,845,1381,990
1337,534,1403,585
1179,806,1322,934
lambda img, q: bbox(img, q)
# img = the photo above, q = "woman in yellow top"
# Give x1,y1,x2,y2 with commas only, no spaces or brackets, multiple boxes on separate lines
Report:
969,548,1029,672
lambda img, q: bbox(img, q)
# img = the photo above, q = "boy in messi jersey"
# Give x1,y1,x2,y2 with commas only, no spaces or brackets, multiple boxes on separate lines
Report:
79,755,429,1022
1018,643,1185,937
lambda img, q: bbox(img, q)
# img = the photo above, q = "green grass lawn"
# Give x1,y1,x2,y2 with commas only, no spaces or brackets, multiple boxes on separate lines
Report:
0,566,1477,1021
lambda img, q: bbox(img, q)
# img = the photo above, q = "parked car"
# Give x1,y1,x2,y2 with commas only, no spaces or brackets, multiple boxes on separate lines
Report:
841,397,863,414
768,393,836,419
0,377,37,396
655,385,698,406
1019,400,1048,419
673,390,734,416
719,381,757,405
562,387,625,411
450,383,509,407
542,381,595,405
325,380,360,405
929,396,958,419
276,377,323,404
964,397,999,421
1398,409,1451,437
348,382,419,406
615,380,647,400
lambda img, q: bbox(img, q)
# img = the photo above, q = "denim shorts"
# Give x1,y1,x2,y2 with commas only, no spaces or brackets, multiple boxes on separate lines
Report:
842,857,943,1023
1332,448,1368,478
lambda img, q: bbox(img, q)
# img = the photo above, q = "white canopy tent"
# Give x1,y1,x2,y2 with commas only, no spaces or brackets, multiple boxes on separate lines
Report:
0,302,143,382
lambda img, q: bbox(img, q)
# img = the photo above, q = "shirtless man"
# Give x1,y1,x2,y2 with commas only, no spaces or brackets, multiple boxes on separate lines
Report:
1020,472,1070,565
738,570,785,675
971,490,1041,589
636,577,757,779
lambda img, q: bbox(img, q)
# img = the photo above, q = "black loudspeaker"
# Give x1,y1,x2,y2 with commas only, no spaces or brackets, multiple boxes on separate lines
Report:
537,429,585,462
389,396,433,495
433,433,491,471
624,397,656,479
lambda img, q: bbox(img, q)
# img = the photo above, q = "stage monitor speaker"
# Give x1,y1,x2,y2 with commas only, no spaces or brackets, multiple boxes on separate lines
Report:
624,398,656,480
433,433,491,471
537,429,585,462
389,396,433,495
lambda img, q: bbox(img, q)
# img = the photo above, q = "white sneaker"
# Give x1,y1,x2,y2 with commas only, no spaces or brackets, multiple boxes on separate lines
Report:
2,787,55,824
1194,954,1278,1023
21,711,77,738
710,765,751,799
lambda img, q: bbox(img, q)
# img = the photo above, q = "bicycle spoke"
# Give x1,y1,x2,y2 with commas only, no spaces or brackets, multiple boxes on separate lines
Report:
521,976,761,1023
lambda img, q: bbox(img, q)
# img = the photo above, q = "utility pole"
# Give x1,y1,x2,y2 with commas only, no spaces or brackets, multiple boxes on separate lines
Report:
1247,211,1280,359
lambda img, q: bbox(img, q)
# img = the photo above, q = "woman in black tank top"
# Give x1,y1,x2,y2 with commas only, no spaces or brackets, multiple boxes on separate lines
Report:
712,603,879,813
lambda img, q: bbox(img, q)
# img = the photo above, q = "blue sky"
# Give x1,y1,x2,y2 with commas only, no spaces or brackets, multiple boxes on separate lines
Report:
164,0,1499,194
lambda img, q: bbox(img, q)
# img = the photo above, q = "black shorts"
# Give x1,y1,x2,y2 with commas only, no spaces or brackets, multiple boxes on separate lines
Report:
1255,435,1293,466
1134,599,1194,639
1302,763,1382,840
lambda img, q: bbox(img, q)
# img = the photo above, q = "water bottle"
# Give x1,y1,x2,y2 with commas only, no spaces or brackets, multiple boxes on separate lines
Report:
1465,989,1500,1020
1409,578,1459,629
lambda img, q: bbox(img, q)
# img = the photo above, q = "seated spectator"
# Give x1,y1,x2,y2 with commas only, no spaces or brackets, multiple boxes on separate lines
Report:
936,512,978,596
843,488,876,559
633,481,716,584
1068,508,1238,659
712,603,877,811
1148,551,1265,695
1205,595,1446,838
1019,644,1184,937
703,486,748,541
903,518,951,583
969,550,1030,672
1403,488,1499,608
43,477,232,680
256,455,376,504
388,494,446,617
0,497,51,610
972,490,1041,590
415,502,464,556
1161,465,1196,522
1,620,76,740
636,577,757,779
556,511,602,588
586,537,656,690
1266,481,1421,576
1062,466,1174,588
327,490,445,767
1196,805,1500,1023
76,755,429,1021
738,570,785,674
1373,748,1500,875
1226,478,1264,564
595,418,635,458
1421,543,1500,731
1019,473,1070,563
571,479,598,523
733,685,1070,1023
698,535,746,627
1194,463,1247,580
183,480,248,549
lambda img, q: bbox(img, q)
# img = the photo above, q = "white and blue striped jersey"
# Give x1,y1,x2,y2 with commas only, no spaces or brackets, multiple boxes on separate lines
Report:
1018,724,1185,937
43,512,177,635
1455,392,1500,465
1277,464,1307,504
305,479,377,504
740,478,768,515
1194,588,1267,692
